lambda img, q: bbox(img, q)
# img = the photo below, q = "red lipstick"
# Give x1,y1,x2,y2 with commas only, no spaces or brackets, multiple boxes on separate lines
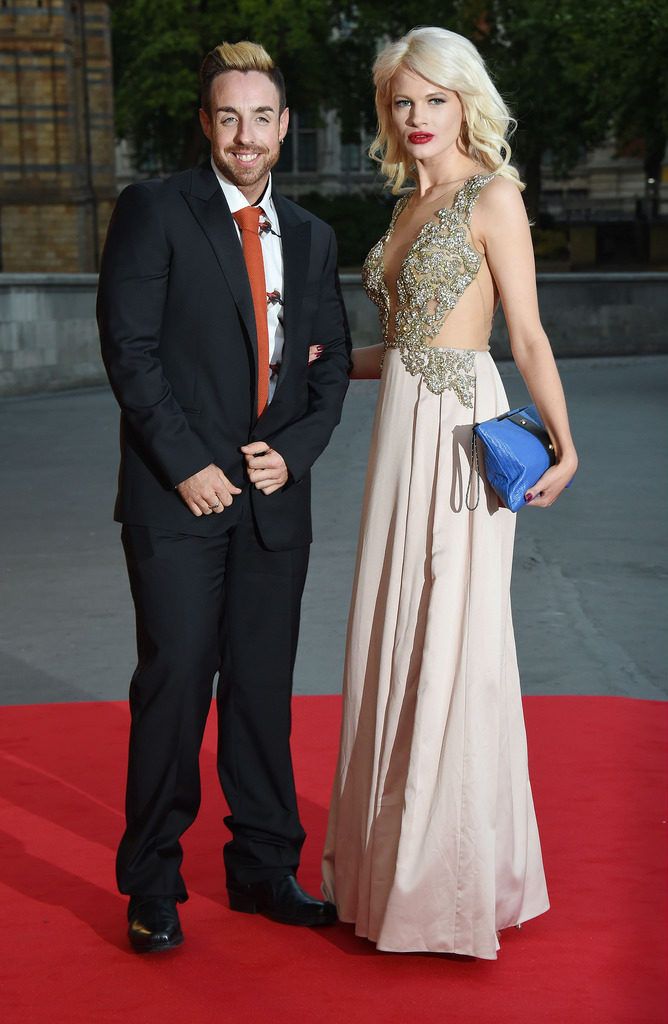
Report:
408,132,434,144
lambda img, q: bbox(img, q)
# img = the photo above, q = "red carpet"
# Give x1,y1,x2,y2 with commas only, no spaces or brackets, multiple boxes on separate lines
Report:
0,696,666,1024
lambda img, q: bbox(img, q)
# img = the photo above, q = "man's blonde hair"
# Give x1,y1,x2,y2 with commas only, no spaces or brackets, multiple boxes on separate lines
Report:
199,41,286,112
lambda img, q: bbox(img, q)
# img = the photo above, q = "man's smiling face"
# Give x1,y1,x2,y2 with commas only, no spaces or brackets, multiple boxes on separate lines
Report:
199,69,289,200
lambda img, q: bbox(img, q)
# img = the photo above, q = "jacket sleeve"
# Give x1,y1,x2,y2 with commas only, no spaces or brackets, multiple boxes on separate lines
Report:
265,228,352,482
96,183,213,488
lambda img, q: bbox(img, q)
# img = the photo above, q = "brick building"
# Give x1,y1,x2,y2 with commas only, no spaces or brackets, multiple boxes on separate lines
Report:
0,0,116,271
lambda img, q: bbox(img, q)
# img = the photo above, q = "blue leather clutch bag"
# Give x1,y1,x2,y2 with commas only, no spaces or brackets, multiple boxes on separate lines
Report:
466,404,556,512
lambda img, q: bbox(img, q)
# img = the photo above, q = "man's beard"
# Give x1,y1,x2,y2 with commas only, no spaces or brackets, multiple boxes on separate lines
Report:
213,143,279,189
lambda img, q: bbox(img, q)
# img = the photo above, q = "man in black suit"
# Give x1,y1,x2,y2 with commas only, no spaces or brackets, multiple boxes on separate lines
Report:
97,40,350,953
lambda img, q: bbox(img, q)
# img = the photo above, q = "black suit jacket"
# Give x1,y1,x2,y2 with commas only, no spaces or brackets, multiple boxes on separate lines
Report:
97,162,351,550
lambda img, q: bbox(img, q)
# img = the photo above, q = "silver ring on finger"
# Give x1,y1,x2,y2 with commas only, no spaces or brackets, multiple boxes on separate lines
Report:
210,501,221,509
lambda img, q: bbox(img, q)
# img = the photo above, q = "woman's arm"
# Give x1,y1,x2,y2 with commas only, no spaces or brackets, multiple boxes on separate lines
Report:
309,342,384,379
350,344,384,380
475,178,578,508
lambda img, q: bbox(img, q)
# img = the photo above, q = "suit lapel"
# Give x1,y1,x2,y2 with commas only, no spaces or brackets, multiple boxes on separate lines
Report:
181,167,313,416
272,190,311,397
181,164,258,382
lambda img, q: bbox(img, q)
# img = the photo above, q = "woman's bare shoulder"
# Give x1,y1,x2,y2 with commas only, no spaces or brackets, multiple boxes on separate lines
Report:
476,174,528,225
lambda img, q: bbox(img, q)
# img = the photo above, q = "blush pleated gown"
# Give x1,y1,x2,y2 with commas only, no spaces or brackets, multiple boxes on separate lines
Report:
321,346,549,959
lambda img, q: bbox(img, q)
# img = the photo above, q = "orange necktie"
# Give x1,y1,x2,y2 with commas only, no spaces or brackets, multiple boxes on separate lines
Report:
233,205,270,417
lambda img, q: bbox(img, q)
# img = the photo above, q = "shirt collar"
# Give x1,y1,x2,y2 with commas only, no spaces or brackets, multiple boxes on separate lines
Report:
210,156,274,218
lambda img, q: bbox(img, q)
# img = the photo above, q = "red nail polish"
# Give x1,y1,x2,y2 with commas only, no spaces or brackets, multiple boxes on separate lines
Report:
526,493,533,502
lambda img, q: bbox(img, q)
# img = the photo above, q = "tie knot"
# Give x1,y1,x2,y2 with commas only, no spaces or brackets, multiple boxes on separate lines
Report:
233,205,262,233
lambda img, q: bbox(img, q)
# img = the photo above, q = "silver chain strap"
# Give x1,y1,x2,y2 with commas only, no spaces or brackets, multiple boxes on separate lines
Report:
465,429,480,511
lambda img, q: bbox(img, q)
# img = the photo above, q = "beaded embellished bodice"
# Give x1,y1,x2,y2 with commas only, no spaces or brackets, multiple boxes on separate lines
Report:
362,173,495,407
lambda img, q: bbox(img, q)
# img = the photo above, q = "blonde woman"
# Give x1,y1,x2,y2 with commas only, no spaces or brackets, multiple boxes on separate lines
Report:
321,26,578,958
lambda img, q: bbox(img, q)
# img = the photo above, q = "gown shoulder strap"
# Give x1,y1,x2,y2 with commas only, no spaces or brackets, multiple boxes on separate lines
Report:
388,193,411,228
454,174,496,225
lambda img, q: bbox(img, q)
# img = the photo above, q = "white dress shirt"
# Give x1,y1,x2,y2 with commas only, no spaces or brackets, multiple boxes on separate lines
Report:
211,157,284,402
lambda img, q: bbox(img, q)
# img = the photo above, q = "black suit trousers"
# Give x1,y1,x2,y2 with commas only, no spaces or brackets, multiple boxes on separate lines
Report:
117,492,309,901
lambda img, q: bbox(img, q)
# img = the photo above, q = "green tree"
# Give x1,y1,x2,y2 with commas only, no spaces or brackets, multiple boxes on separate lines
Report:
326,1,459,144
327,1,617,217
473,0,614,219
595,0,668,217
112,0,337,170
113,0,666,218
327,0,666,218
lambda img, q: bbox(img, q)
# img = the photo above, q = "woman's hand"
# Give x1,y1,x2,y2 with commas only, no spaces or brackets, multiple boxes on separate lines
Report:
525,453,578,508
308,344,324,364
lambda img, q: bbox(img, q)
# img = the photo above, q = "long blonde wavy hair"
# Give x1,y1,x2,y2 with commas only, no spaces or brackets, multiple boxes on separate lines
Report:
370,26,523,193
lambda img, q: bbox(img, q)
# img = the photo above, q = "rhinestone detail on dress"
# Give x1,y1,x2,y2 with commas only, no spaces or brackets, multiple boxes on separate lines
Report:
362,173,495,408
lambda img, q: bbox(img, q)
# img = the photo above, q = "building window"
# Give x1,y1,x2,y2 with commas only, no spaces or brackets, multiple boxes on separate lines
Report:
297,131,317,172
341,142,361,172
277,111,318,174
296,111,317,172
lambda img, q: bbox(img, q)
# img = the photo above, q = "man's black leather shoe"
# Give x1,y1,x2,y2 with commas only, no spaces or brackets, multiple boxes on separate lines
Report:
128,896,184,953
228,873,337,927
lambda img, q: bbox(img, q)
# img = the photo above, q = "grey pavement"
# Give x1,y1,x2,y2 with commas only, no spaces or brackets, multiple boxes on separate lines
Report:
1,356,666,706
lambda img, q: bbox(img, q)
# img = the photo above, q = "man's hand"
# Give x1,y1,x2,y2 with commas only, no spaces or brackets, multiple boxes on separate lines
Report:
241,442,289,495
176,464,242,516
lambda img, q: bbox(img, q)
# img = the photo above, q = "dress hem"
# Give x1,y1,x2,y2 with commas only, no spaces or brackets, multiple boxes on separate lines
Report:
335,901,551,960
